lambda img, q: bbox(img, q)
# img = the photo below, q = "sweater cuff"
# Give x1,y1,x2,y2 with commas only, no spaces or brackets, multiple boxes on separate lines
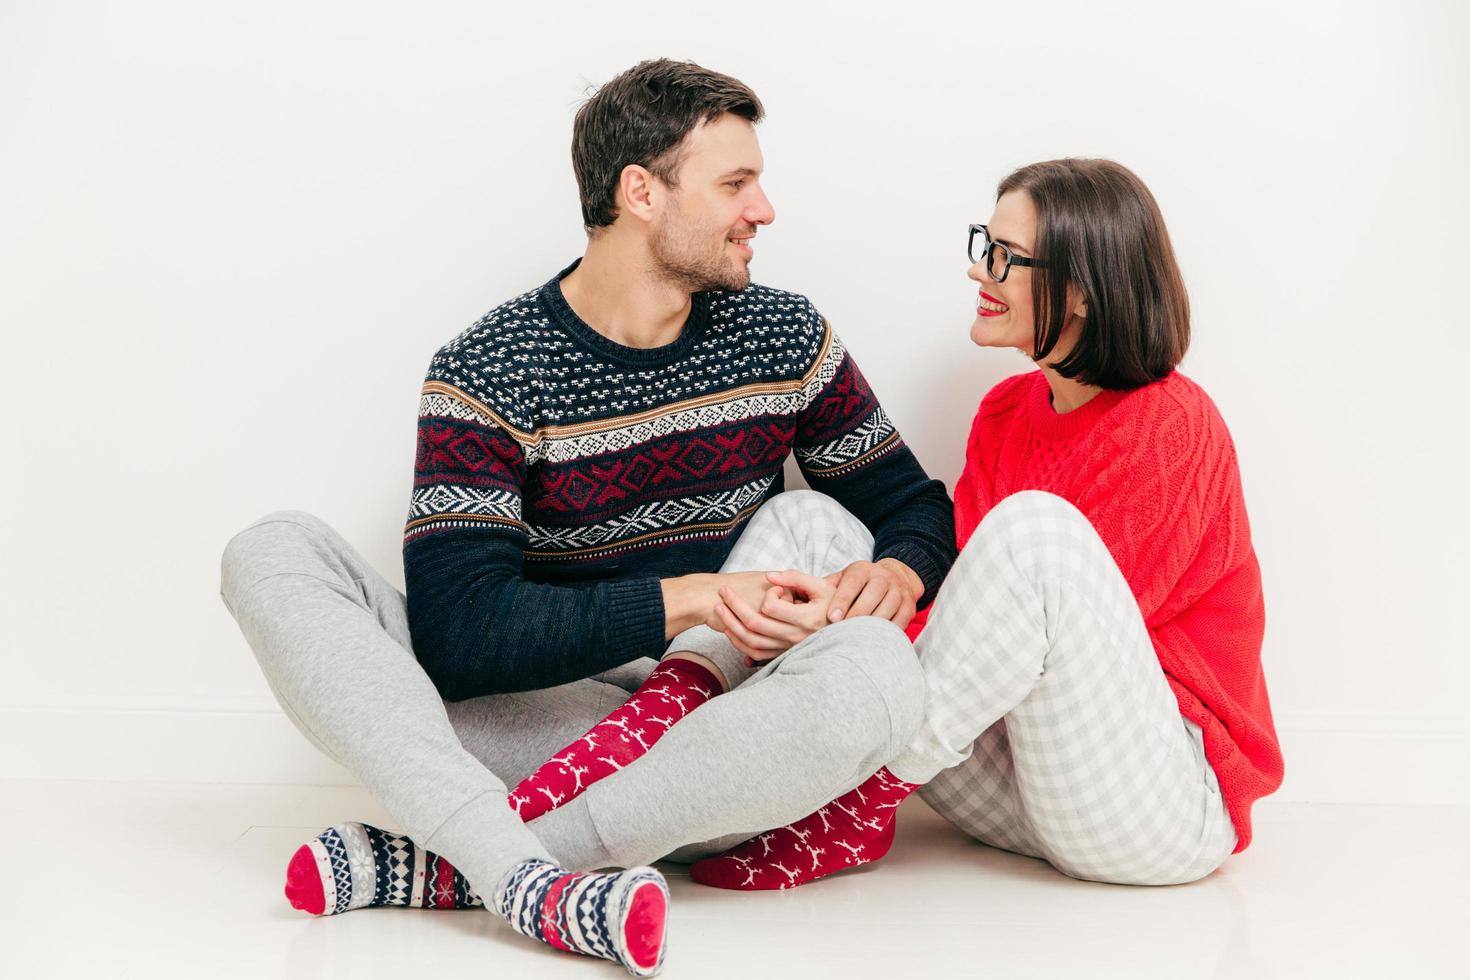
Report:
876,542,946,610
604,576,669,661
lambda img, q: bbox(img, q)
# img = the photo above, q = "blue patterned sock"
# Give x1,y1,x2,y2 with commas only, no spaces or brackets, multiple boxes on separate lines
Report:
284,822,481,915
493,859,669,977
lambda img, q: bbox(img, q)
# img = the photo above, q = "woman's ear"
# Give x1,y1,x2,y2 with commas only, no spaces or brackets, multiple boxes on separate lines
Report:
1066,284,1088,319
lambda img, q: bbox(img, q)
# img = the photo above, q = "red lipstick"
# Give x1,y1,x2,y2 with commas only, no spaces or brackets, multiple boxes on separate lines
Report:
977,290,1008,317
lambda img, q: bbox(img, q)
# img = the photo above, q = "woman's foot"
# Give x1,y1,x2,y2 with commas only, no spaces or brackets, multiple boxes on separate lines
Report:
495,859,669,977
284,822,480,914
510,658,722,821
690,767,918,890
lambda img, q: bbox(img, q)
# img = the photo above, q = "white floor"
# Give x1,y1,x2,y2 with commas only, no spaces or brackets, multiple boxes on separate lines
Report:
3,780,1462,979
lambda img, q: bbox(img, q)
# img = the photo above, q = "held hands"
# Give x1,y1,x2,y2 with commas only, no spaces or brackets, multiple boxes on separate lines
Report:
708,559,922,666
706,569,835,665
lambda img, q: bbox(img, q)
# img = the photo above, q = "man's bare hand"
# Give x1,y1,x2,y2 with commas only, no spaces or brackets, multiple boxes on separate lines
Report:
824,558,922,629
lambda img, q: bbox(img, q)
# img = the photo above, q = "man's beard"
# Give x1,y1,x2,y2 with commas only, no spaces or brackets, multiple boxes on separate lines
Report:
650,209,750,293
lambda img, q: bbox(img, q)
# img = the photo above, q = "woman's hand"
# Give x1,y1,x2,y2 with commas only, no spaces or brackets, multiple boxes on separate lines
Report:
708,569,838,666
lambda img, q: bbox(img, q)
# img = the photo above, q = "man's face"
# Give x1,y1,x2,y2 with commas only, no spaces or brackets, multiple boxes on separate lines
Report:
648,113,776,292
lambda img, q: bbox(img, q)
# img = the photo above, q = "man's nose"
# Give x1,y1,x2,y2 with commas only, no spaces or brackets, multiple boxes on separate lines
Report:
748,187,775,226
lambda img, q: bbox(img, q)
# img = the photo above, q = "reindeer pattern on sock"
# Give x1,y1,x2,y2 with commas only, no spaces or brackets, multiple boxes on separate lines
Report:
507,660,722,822
691,768,922,889
771,862,801,888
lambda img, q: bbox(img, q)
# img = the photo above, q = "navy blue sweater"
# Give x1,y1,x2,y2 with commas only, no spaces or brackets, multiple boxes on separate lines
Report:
404,263,956,699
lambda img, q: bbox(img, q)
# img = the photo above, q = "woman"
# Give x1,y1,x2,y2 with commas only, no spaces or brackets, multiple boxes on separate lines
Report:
691,157,1284,889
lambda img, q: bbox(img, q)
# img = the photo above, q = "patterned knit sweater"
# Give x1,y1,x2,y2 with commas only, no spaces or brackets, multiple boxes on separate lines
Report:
908,369,1281,851
404,262,956,700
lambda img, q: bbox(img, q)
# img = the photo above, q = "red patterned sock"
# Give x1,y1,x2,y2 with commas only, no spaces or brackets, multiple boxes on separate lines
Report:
510,658,722,822
690,767,919,890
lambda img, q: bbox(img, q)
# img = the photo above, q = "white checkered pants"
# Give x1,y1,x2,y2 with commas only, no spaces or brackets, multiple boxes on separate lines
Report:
888,490,1237,885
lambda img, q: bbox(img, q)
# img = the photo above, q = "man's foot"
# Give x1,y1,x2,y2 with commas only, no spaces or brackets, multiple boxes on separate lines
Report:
690,767,918,890
510,658,721,821
284,822,480,914
495,859,669,978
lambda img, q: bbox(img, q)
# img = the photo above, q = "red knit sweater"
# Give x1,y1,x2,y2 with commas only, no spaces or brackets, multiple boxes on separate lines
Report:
906,369,1282,852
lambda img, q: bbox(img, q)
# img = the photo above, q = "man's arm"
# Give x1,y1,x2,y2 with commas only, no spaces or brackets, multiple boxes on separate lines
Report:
406,385,783,700
792,319,957,610
406,530,666,700
408,538,782,701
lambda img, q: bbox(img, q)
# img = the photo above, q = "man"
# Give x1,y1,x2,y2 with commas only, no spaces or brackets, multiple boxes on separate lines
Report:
221,59,954,977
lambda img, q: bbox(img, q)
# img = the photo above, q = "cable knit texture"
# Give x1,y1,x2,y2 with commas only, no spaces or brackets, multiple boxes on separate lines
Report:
907,369,1281,852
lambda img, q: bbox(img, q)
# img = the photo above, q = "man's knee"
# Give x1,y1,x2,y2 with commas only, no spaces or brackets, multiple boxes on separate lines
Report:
220,509,341,608
809,616,924,751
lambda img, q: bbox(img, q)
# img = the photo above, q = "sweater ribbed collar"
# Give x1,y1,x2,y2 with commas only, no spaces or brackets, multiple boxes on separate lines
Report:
1021,369,1133,441
541,259,712,369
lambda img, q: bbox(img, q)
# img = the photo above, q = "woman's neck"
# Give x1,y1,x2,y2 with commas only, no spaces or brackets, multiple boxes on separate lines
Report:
1040,363,1102,414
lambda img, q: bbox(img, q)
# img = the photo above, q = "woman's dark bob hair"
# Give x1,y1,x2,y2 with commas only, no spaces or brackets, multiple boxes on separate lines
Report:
998,159,1189,389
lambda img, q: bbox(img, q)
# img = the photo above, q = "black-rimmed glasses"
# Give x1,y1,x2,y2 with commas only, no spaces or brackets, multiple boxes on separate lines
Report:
968,224,1046,282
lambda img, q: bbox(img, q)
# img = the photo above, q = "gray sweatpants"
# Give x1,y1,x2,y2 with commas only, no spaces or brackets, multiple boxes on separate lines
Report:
219,496,923,894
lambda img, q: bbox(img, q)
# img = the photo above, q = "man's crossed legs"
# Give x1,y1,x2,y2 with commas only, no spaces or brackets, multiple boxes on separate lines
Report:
219,491,918,976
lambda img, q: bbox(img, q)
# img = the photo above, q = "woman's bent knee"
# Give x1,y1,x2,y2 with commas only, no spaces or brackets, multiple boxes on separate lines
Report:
755,489,857,530
973,491,1088,544
951,490,1109,589
1053,845,1227,887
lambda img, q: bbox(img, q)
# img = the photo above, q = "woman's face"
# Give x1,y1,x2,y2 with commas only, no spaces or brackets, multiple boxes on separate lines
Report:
967,190,1042,353
967,190,1083,362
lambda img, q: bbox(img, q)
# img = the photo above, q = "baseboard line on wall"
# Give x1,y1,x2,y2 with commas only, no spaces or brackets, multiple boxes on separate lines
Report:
0,704,356,786
0,703,1464,806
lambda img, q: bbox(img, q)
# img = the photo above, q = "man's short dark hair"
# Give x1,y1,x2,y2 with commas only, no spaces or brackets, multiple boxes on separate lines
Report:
572,59,764,231
999,159,1191,389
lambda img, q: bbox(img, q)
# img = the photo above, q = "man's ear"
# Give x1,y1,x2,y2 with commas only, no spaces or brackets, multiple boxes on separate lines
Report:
617,164,658,224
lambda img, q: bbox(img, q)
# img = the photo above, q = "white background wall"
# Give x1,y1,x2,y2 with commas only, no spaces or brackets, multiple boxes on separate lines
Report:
2,0,1466,802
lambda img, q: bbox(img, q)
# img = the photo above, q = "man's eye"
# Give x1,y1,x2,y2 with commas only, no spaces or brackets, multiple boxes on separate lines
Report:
728,180,745,190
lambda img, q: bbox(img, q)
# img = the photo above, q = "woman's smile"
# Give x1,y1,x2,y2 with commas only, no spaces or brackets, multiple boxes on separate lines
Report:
977,290,1009,316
